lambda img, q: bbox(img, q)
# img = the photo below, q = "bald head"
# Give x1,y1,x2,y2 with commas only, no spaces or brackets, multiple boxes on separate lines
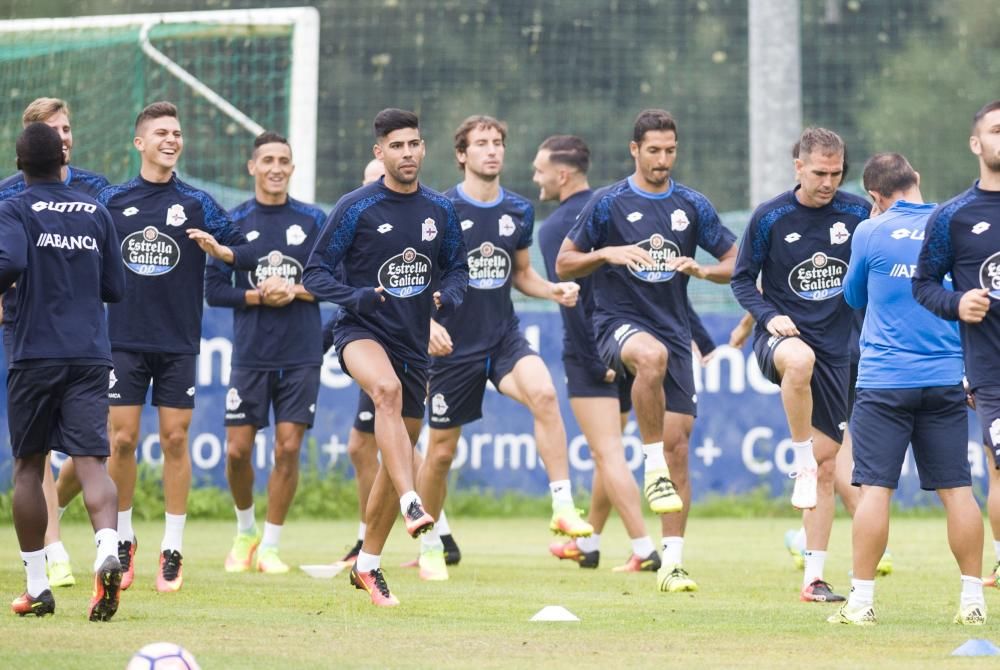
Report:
362,158,385,185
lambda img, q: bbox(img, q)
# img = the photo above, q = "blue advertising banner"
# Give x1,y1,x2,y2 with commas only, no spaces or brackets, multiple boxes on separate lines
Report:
0,308,986,507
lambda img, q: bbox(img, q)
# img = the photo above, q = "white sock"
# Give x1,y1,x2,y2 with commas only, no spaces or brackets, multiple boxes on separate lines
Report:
792,527,807,552
93,528,119,572
803,549,827,586
993,540,1000,562
848,578,875,608
161,513,187,554
437,510,452,536
961,575,985,607
118,508,134,543
357,522,367,542
631,536,655,558
575,533,600,553
44,541,70,564
643,441,667,472
399,490,419,515
792,439,817,469
662,536,684,566
420,525,443,552
57,506,67,521
356,550,380,573
549,480,573,507
235,505,256,535
21,549,48,597
261,522,282,550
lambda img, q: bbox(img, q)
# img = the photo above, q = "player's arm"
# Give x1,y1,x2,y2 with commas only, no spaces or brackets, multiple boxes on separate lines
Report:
204,257,264,307
912,210,988,323
670,244,737,284
303,203,384,313
432,202,469,317
557,193,653,279
729,312,755,348
675,197,739,284
511,248,579,307
730,213,787,335
428,318,453,356
843,221,872,309
0,203,27,292
686,296,716,362
194,195,257,269
98,206,126,303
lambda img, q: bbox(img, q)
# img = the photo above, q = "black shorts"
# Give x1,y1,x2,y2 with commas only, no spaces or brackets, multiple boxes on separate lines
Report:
563,357,632,413
224,366,321,429
847,361,859,419
353,390,375,433
428,328,536,428
597,320,696,417
110,350,196,408
974,385,1000,466
850,384,970,490
753,333,848,443
335,325,427,425
350,364,425,433
8,364,111,459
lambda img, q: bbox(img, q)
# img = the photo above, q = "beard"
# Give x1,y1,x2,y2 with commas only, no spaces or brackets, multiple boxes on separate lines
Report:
983,152,1000,173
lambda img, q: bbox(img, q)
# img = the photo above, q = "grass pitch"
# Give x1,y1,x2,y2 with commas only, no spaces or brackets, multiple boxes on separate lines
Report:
0,516,997,668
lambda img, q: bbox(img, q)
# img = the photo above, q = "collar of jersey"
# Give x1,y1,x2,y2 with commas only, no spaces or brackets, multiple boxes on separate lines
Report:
973,179,1000,197
455,183,505,208
63,166,74,186
627,176,673,200
886,200,936,214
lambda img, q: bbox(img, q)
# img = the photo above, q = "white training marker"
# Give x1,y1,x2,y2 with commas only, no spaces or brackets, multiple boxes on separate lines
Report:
530,605,580,622
300,562,349,579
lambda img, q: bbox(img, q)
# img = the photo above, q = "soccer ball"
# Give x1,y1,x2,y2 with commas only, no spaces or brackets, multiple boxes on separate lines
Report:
126,642,200,670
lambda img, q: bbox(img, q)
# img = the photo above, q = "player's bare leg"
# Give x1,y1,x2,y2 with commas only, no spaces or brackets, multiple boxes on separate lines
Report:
345,428,378,560
773,339,819,511
223,424,260,572
982,447,1000,584
657,411,697,591
42,454,74,587
106,405,141,588
156,406,192,592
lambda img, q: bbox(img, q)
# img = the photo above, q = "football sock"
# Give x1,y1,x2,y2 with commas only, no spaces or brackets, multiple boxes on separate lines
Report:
792,439,816,469
261,522,282,550
631,536,655,558
161,513,186,554
93,528,119,572
356,551,380,573
21,549,48,598
118,508,134,543
549,480,573,507
357,522,367,542
642,442,667,472
576,533,600,553
848,578,874,608
436,510,452,536
803,549,826,587
662,536,684,566
399,490,420,515
961,575,985,608
44,541,70,565
235,505,256,535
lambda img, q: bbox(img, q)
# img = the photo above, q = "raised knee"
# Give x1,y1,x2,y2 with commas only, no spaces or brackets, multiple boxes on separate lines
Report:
634,346,667,377
370,378,402,411
783,348,816,381
527,383,559,414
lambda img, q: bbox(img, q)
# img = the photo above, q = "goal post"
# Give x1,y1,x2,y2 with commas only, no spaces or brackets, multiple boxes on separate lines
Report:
0,7,320,203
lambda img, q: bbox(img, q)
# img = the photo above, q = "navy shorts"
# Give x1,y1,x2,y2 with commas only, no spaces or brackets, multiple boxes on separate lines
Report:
973,385,1000,466
8,364,111,459
110,350,196,408
597,321,697,417
353,390,376,433
563,357,632,413
847,361,858,419
851,384,970,490
428,328,536,428
225,366,320,429
753,333,848,443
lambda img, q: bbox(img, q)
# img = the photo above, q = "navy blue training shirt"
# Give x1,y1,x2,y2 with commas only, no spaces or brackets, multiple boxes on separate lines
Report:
205,198,326,369
730,187,871,362
0,182,124,367
913,181,1000,390
567,176,736,353
303,178,469,369
98,174,256,355
436,184,534,362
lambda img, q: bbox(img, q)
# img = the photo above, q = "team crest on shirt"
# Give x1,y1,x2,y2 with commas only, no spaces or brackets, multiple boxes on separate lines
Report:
461,219,474,231
980,251,1000,299
829,221,850,245
246,230,261,242
377,247,432,298
431,393,449,418
121,226,181,276
670,209,690,232
250,250,303,288
787,252,848,301
226,388,242,411
498,214,517,237
973,222,991,235
165,203,187,227
627,233,680,283
286,224,306,246
468,241,512,290
422,218,438,242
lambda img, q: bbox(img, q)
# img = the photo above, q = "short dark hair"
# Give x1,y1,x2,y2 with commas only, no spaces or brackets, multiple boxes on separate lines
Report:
973,100,1000,134
16,122,64,178
793,138,850,179
862,152,918,197
373,108,419,140
135,101,178,133
252,131,290,157
797,127,844,160
632,109,677,145
539,135,590,174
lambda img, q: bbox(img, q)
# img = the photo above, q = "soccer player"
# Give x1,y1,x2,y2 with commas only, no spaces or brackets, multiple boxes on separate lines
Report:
913,100,1000,588
830,152,983,625
533,134,658,572
1,123,125,620
557,109,738,592
731,127,870,602
97,101,256,593
0,97,110,590
303,108,468,606
415,115,590,582
205,131,325,574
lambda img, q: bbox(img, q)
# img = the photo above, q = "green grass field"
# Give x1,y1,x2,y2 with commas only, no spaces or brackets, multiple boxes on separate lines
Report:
1,516,998,668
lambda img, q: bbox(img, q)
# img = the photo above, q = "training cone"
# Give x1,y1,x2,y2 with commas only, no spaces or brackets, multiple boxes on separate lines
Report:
530,605,580,622
951,639,1000,657
299,563,348,579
